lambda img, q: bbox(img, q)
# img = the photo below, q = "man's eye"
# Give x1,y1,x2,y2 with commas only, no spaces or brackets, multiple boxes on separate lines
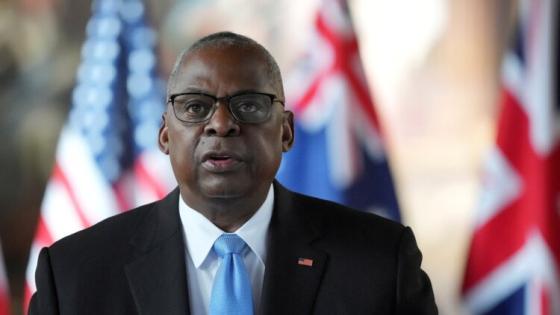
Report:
185,102,205,113
236,102,258,113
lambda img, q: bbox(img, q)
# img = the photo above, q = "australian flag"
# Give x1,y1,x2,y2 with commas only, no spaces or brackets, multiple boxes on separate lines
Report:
277,0,400,221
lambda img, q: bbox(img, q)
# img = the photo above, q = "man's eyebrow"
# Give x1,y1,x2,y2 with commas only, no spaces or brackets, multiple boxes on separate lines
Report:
230,89,264,95
170,89,269,96
171,87,210,95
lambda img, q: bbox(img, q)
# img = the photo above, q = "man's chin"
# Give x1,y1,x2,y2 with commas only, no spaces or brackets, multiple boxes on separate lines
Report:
200,181,247,199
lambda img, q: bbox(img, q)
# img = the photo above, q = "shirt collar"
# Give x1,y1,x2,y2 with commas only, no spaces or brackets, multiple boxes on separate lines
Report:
179,185,274,268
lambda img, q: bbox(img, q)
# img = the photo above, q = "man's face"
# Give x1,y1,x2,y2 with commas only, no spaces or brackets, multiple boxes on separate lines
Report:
159,45,294,206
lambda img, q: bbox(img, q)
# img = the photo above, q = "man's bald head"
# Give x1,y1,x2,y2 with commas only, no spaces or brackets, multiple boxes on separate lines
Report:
168,32,284,99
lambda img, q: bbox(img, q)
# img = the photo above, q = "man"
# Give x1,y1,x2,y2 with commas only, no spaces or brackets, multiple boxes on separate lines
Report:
30,32,437,315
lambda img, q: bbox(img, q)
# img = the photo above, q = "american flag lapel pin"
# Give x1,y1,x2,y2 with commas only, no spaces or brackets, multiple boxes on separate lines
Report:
298,257,313,267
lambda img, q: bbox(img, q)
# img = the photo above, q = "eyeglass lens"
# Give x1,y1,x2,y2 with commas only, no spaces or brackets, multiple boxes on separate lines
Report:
172,93,272,123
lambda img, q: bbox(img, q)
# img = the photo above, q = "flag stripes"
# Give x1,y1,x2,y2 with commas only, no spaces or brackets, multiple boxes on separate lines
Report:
24,0,174,309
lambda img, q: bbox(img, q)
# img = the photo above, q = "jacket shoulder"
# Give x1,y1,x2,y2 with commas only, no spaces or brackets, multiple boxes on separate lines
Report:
290,190,405,236
48,201,156,260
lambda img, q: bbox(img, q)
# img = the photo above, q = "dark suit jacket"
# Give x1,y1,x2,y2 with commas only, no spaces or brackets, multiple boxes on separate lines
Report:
29,181,437,315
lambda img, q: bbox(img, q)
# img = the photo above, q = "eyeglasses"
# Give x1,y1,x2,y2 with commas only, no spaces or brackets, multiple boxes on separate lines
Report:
167,92,284,124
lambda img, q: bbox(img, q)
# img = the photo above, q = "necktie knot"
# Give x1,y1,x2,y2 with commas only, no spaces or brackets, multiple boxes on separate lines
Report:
213,234,247,257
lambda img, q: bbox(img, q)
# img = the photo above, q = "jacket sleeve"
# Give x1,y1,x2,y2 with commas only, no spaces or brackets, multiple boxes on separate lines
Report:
395,227,438,315
28,247,60,315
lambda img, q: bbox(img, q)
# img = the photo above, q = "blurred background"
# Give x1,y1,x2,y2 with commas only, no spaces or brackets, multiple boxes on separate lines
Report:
0,0,557,314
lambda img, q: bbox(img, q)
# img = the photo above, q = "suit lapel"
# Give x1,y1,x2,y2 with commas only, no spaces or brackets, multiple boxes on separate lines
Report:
125,188,191,315
261,182,328,315
123,183,327,314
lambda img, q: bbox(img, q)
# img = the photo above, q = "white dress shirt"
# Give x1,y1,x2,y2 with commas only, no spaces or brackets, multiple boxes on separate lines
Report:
178,186,274,315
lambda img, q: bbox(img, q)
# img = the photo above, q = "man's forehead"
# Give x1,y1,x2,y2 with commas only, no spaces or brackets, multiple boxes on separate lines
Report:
169,45,273,92
181,44,266,70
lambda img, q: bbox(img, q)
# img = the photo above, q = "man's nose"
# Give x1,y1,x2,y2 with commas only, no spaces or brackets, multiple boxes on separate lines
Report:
203,102,241,136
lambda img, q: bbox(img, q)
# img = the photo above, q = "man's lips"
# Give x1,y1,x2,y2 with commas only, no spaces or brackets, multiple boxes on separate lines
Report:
201,151,244,172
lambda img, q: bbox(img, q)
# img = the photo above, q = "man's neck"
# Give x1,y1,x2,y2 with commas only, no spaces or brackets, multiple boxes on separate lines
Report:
179,185,271,232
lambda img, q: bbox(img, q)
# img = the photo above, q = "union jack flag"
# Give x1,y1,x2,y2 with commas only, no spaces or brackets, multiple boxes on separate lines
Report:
277,0,400,221
462,0,559,314
24,0,174,308
0,240,10,315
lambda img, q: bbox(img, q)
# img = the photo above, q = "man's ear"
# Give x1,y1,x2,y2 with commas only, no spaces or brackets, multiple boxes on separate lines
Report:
281,110,295,152
158,113,170,155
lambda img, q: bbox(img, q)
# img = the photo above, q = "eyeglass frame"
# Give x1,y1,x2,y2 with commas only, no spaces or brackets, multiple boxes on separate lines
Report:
167,91,285,124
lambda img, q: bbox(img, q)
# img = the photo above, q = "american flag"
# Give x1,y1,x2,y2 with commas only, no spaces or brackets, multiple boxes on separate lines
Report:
277,0,400,221
297,258,314,267
0,240,10,315
24,0,174,307
462,0,559,314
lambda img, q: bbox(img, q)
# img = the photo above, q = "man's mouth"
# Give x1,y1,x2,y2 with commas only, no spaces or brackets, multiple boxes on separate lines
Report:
202,152,243,172
210,155,231,161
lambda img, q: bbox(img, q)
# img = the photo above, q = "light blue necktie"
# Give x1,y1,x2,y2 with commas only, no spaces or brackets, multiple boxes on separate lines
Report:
209,234,254,315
